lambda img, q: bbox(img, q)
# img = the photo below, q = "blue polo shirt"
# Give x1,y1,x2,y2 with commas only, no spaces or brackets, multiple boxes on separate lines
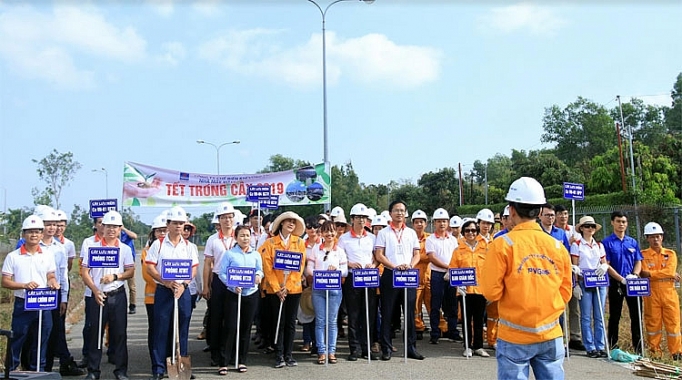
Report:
603,233,642,277
539,223,570,251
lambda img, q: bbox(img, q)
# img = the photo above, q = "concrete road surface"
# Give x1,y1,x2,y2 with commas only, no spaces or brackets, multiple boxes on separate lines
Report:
61,260,639,379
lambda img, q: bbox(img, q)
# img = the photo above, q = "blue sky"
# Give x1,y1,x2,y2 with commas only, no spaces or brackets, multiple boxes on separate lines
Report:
1,0,680,223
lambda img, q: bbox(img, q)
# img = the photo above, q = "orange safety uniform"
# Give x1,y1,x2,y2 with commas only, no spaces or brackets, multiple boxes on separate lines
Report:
641,247,681,355
481,220,572,344
259,235,306,295
450,235,487,295
141,247,157,305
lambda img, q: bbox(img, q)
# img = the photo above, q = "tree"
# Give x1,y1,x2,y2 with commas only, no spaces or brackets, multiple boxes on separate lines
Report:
258,154,311,173
417,167,460,214
32,149,82,209
664,72,682,134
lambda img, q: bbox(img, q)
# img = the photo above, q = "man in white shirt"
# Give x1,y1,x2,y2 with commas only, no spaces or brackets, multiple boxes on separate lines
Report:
374,200,425,361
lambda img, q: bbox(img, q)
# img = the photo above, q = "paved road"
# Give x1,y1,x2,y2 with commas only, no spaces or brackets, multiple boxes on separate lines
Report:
61,260,639,379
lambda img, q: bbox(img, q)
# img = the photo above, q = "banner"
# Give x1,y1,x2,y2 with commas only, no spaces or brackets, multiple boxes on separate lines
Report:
122,161,331,207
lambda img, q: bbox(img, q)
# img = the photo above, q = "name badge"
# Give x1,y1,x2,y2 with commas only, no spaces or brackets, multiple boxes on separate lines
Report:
88,247,120,268
161,259,193,281
582,269,610,288
352,268,380,288
24,288,59,311
313,270,342,290
449,268,477,287
626,278,651,297
393,269,419,288
226,267,256,287
273,250,303,271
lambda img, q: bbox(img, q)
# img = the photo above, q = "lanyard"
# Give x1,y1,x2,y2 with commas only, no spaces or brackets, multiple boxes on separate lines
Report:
390,222,405,244
219,229,234,251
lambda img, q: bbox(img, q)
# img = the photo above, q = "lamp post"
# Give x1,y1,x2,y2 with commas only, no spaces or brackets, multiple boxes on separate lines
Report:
617,95,641,242
92,168,108,198
196,140,241,174
307,0,374,211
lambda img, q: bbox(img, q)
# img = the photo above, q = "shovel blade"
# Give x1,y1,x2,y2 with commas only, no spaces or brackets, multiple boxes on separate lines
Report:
166,355,192,380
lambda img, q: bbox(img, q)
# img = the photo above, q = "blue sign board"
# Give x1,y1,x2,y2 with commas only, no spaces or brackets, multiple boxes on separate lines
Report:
160,259,193,281
246,185,271,202
449,267,477,287
582,269,610,288
24,288,59,311
88,247,120,268
352,268,380,288
89,199,118,218
563,182,585,201
313,270,342,290
273,250,303,272
226,267,257,288
393,269,420,288
260,195,280,210
626,278,651,297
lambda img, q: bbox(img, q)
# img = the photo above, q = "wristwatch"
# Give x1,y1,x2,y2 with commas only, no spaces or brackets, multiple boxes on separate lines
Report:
113,274,118,281
182,283,189,289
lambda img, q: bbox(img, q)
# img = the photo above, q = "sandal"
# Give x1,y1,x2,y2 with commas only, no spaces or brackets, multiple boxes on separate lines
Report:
238,365,247,373
218,367,228,375
329,354,337,364
317,354,326,364
263,346,276,354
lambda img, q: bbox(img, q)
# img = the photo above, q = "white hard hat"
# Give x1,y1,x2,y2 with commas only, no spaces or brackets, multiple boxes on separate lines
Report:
502,205,510,217
167,206,187,222
36,207,59,222
349,203,370,217
367,208,377,219
380,210,391,220
22,215,45,230
55,209,68,222
461,217,477,225
233,209,245,226
330,206,344,217
411,210,427,221
432,208,449,220
505,177,546,205
102,210,123,226
449,215,463,228
476,208,495,224
152,215,167,229
33,205,52,216
215,202,235,216
211,214,219,225
644,222,664,235
371,215,388,227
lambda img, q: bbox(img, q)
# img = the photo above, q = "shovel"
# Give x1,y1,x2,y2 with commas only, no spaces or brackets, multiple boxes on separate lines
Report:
167,294,192,380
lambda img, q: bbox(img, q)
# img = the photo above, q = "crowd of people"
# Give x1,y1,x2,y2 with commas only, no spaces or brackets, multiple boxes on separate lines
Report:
1,176,680,380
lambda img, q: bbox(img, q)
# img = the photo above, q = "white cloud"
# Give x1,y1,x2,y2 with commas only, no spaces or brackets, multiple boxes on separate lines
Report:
147,0,174,17
198,29,441,89
0,4,147,89
193,0,222,17
479,3,566,35
158,41,186,66
638,94,672,108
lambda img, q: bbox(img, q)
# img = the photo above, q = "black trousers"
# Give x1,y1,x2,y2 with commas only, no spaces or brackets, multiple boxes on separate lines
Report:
380,269,417,355
608,282,642,351
209,273,228,362
343,272,377,355
463,294,486,350
86,288,128,378
45,293,72,371
266,293,301,360
224,291,259,366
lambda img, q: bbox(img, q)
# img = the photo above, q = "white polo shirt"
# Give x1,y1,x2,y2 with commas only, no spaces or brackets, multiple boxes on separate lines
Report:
80,235,100,259
338,230,376,269
2,245,57,298
59,236,77,260
570,237,605,271
375,223,420,267
81,239,134,295
147,236,199,284
203,230,235,274
306,242,349,277
425,232,458,272
40,237,69,300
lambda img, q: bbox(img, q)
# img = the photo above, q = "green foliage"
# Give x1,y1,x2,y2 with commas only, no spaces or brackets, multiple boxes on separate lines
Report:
258,154,311,173
32,149,82,209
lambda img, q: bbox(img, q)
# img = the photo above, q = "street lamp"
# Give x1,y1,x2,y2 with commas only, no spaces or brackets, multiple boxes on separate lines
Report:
307,0,373,211
196,140,241,174
92,168,108,198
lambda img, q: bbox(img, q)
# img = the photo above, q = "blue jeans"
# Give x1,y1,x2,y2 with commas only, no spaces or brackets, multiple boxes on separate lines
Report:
312,289,342,355
10,299,52,371
579,283,607,352
496,337,565,380
151,287,191,376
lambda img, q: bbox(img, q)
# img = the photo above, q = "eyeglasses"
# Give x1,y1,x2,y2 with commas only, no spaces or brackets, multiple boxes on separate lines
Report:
542,214,555,218
494,219,501,222
392,210,406,214
582,224,597,229
463,229,477,234
323,251,330,261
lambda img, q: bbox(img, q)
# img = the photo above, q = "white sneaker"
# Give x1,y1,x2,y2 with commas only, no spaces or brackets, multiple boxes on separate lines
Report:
474,348,490,357
463,348,473,357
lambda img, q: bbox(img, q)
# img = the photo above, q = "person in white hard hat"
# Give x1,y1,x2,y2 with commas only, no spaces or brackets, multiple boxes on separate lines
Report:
449,215,464,240
410,210,432,341
2,215,59,371
640,222,682,359
203,202,237,366
182,222,201,311
371,215,388,235
374,200,425,361
145,206,199,380
426,208,460,344
54,210,77,271
81,210,135,380
481,177,572,380
338,203,378,361
141,214,167,371
493,206,512,239
476,208,495,243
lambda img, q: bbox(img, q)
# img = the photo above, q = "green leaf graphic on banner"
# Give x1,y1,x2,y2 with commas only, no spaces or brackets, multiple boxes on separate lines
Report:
131,198,140,207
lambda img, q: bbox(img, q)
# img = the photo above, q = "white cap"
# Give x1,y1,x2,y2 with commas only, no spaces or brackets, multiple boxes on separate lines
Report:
476,208,495,223
215,202,235,216
644,222,664,235
55,209,68,222
22,215,45,230
371,215,388,227
449,215,463,228
505,177,546,205
152,215,167,229
102,210,123,226
167,206,187,222
432,208,449,220
36,207,59,222
411,210,427,221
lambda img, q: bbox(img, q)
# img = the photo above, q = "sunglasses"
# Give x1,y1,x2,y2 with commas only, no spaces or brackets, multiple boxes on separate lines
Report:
463,229,478,234
306,224,320,230
582,224,597,229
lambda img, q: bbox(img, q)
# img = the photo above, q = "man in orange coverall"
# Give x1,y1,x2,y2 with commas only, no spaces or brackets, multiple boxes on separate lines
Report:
639,222,682,360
